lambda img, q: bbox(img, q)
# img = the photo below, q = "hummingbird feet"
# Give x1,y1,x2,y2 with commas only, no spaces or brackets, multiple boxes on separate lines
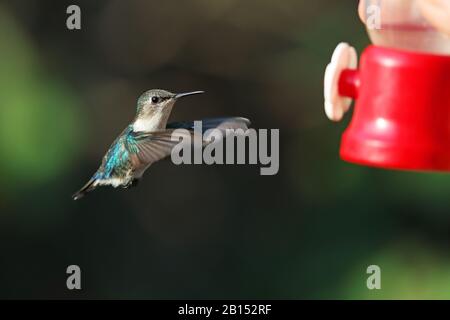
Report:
129,179,140,189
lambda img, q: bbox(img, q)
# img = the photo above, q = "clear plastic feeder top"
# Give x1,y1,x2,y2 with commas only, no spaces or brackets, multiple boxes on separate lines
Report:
361,0,450,55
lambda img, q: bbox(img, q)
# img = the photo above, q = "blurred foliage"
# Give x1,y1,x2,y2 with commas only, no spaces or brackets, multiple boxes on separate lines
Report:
1,0,450,300
343,241,450,299
0,6,83,191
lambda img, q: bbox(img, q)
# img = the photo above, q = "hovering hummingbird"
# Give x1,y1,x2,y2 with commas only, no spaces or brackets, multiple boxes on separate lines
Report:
73,89,250,200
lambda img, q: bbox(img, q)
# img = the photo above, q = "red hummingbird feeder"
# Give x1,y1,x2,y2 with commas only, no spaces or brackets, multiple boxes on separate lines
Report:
324,0,450,172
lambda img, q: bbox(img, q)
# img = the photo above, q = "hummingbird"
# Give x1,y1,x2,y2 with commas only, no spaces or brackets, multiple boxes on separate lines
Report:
73,89,250,200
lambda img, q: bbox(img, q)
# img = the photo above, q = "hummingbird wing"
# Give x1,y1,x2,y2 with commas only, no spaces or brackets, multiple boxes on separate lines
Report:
131,129,196,165
132,117,251,165
167,117,251,133
167,117,251,143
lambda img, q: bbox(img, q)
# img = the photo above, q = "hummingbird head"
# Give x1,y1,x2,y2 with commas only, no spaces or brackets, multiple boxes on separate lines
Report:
133,89,204,131
136,89,204,116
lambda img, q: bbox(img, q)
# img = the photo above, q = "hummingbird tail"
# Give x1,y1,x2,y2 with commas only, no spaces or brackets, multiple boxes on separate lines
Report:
72,179,97,201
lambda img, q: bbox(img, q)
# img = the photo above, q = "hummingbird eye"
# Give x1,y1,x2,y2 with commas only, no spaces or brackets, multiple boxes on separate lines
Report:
151,96,160,104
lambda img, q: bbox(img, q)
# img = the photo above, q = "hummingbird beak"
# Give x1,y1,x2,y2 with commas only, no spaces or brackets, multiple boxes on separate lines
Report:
173,91,204,100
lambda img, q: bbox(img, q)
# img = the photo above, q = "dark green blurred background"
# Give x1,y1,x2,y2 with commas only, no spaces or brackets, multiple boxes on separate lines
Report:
1,0,450,299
